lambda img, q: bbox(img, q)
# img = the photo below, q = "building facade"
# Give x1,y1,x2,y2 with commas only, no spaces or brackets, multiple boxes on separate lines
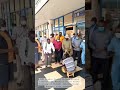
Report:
35,0,85,37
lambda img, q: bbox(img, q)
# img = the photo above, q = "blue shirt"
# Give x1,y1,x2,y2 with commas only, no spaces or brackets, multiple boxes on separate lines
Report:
108,37,120,64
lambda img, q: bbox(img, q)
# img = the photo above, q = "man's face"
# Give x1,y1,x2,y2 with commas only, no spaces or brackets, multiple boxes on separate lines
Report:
59,33,62,36
47,39,50,44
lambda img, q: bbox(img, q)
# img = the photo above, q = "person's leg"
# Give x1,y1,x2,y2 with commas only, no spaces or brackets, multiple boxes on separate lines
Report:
101,59,109,89
8,62,14,82
55,49,58,63
60,49,63,59
77,51,81,66
42,51,45,61
48,54,52,66
110,58,120,90
92,57,99,83
73,50,77,61
16,54,24,85
44,54,48,67
81,52,85,66
58,50,61,63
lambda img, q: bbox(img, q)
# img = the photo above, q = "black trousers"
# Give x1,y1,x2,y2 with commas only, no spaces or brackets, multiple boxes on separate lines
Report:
55,49,61,63
73,50,81,65
9,62,14,81
92,57,110,89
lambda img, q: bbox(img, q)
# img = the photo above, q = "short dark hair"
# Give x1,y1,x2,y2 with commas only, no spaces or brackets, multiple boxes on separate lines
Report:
47,38,50,41
91,17,97,23
51,33,54,37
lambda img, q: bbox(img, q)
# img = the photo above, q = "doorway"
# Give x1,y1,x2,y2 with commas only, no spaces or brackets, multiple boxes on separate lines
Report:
65,25,74,37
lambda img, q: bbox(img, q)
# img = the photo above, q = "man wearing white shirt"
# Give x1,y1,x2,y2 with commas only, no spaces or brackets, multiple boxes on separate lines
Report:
43,39,55,67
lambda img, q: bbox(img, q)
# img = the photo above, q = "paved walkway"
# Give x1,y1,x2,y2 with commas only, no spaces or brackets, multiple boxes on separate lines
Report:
35,61,85,90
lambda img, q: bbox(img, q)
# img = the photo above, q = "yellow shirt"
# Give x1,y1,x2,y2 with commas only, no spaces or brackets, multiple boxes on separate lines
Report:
55,35,59,40
60,36,65,42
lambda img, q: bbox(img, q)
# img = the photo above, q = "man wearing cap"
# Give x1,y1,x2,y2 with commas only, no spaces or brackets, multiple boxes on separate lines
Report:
62,35,72,56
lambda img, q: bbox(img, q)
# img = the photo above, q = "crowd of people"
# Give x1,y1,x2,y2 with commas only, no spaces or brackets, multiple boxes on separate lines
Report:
35,32,85,71
87,17,120,90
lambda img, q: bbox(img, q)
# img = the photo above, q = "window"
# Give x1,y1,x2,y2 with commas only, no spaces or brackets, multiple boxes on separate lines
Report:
55,19,58,27
64,13,72,26
59,17,64,26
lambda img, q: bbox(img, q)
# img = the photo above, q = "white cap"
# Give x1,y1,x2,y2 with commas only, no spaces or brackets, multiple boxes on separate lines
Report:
65,34,69,38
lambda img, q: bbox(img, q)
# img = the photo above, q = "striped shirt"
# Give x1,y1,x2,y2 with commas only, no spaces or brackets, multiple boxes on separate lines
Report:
63,57,75,72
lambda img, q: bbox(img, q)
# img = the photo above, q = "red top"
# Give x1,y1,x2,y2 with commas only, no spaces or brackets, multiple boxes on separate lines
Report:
53,40,62,50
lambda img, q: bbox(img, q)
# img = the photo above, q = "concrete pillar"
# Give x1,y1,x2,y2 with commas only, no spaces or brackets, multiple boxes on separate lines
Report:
48,20,53,38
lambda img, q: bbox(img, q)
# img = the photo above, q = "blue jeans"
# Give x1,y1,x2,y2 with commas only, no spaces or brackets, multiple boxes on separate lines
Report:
111,57,120,90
